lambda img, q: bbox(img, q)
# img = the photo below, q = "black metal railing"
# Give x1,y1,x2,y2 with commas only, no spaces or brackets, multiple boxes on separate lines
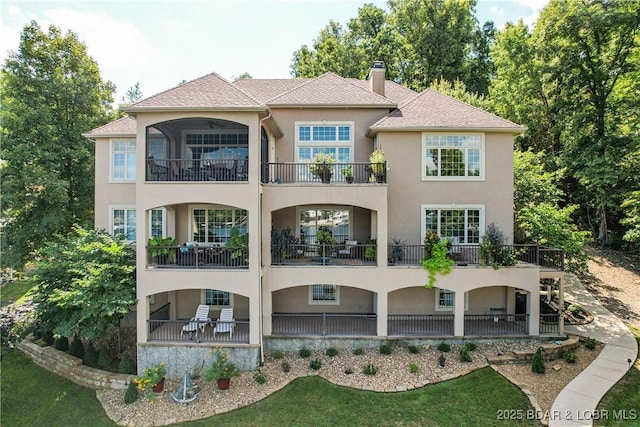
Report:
387,244,564,271
464,314,529,335
271,243,377,266
261,162,386,184
539,313,560,334
271,313,377,336
387,314,455,336
147,245,248,269
147,319,249,343
146,158,248,182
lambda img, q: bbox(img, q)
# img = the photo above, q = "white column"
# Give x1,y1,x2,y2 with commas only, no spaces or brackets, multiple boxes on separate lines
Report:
528,290,540,336
454,291,465,337
558,278,565,336
376,291,388,337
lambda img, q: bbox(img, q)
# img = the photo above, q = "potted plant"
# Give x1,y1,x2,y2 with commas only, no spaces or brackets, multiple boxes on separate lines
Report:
341,164,354,183
316,227,336,261
364,238,377,261
225,227,249,265
389,237,406,263
369,149,386,183
133,362,166,401
309,153,335,184
203,347,240,390
148,236,176,265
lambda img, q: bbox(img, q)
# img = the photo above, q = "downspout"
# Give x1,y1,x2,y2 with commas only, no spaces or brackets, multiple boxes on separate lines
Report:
258,111,271,365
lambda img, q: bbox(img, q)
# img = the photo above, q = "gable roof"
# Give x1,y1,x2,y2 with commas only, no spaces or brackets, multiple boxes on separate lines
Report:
369,89,525,134
267,72,396,108
347,78,418,106
123,72,265,113
82,116,136,138
232,78,311,104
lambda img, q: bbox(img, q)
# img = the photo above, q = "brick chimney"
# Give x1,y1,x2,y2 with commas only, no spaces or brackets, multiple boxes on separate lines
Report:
368,61,385,97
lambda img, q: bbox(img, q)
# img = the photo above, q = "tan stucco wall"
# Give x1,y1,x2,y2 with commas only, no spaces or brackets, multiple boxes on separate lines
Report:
388,287,437,314
170,290,250,320
272,286,374,313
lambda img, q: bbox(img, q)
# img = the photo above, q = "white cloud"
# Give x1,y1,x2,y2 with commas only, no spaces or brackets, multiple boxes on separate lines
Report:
513,0,549,27
8,5,20,16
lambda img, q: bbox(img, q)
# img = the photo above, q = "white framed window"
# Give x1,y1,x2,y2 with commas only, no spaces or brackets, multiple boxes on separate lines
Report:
422,205,484,244
111,140,136,181
295,122,354,181
297,207,352,244
422,133,484,180
182,130,249,164
309,284,340,305
111,206,136,241
202,289,232,307
147,137,167,160
190,206,248,244
435,288,468,311
149,208,166,238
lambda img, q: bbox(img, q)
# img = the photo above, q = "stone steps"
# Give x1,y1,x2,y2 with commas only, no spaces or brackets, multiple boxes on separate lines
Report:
487,335,581,365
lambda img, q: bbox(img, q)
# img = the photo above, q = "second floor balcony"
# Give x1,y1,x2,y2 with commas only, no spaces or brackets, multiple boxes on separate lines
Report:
146,158,248,182
262,162,386,185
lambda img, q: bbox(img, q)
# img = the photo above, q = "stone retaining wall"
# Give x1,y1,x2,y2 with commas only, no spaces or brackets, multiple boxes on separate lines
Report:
17,339,133,390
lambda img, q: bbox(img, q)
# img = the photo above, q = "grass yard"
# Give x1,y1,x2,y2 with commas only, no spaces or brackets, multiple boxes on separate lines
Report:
0,278,33,305
595,326,640,426
1,348,537,427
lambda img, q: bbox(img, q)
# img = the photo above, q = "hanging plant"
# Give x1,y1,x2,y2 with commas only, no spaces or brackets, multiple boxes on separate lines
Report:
422,240,454,288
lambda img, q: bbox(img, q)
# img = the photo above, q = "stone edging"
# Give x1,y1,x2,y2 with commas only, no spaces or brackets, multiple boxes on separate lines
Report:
17,339,133,390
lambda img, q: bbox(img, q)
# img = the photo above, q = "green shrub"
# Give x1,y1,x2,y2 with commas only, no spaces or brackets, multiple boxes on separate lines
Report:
83,341,98,367
464,342,477,352
299,348,311,358
438,354,446,367
326,347,338,357
408,345,420,354
272,350,284,359
532,347,546,374
68,336,85,358
118,352,136,374
379,343,393,355
584,337,597,350
363,363,379,375
98,347,111,370
124,381,139,404
563,349,577,364
409,363,419,373
353,347,364,356
459,348,472,362
309,358,322,370
436,342,451,353
281,362,290,373
253,371,267,384
42,330,55,346
54,336,69,352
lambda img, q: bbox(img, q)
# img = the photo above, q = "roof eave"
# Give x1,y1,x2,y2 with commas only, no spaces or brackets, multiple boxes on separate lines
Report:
121,105,268,113
82,131,136,139
367,125,527,137
267,103,396,109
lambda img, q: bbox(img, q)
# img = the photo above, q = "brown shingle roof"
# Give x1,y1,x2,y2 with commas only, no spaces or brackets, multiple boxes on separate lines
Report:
267,72,395,107
370,89,525,133
232,78,310,104
347,78,418,105
124,72,264,111
82,116,136,137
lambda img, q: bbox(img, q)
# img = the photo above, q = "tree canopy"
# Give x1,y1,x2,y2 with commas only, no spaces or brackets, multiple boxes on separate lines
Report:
0,21,117,268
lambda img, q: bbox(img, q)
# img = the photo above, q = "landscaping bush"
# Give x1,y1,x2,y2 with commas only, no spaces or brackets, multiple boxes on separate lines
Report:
438,355,446,367
299,348,311,358
464,342,477,352
563,349,577,364
437,342,451,352
124,381,139,404
363,363,379,375
118,352,136,374
379,342,393,355
532,347,546,374
459,348,472,362
353,347,364,356
584,337,597,350
68,335,85,358
272,350,284,359
83,341,98,367
42,330,55,346
309,358,322,370
253,371,267,384
54,336,69,352
281,362,290,373
98,346,111,370
408,345,420,354
409,363,419,373
326,347,338,357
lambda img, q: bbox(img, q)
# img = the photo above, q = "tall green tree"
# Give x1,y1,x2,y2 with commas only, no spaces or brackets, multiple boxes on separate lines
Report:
0,21,116,268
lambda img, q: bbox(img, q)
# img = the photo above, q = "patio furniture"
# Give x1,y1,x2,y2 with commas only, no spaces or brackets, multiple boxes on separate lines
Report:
213,308,235,339
181,305,211,339
338,240,358,258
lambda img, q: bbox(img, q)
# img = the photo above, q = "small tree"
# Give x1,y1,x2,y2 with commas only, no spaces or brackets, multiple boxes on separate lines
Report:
531,347,546,374
69,335,85,358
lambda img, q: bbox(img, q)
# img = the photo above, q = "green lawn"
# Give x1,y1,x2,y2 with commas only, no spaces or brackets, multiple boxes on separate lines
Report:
1,348,538,427
595,326,640,426
0,278,33,305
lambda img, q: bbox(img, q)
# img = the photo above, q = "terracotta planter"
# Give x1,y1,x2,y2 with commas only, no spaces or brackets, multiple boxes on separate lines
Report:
216,378,230,390
152,378,165,393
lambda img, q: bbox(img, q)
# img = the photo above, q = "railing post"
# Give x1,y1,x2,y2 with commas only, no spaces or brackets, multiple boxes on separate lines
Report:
322,312,326,336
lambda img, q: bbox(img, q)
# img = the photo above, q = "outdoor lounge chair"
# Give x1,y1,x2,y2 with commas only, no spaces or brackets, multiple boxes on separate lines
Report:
181,304,211,339
213,308,235,339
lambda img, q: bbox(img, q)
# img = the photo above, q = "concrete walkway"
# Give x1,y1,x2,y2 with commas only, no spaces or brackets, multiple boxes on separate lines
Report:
549,274,638,427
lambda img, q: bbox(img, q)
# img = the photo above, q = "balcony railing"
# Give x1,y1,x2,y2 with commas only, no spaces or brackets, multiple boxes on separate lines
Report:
147,245,248,269
464,314,529,335
272,313,377,336
539,313,560,335
271,243,377,266
146,158,248,182
388,244,564,271
148,319,249,343
387,314,454,336
261,162,386,184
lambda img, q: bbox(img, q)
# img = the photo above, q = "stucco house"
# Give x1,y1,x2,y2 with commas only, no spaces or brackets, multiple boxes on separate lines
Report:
84,62,566,376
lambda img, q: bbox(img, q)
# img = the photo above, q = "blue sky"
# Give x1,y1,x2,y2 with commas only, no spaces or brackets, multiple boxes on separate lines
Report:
1,0,548,103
